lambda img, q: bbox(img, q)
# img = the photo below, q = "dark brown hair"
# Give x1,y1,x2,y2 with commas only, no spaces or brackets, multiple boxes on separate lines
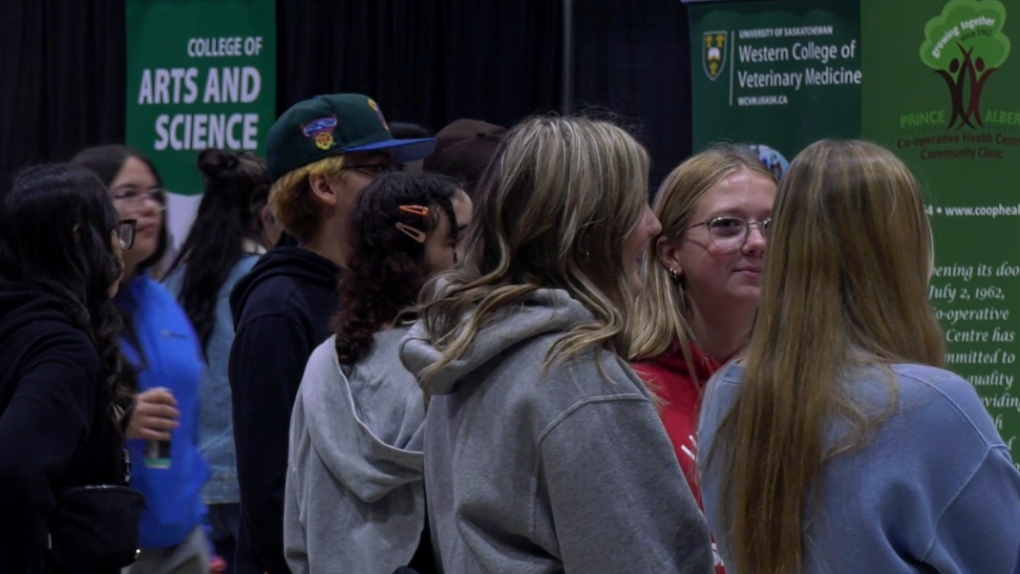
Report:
332,171,461,365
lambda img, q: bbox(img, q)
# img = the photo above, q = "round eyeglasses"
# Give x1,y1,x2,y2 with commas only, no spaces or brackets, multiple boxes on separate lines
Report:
683,216,771,251
116,219,137,250
112,187,167,211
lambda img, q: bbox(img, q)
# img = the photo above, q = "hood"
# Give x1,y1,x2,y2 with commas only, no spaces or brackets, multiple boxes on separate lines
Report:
301,329,426,502
649,341,722,389
229,246,341,323
0,282,78,343
399,288,593,396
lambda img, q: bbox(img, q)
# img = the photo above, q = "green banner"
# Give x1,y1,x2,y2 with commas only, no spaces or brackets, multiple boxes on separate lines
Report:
126,0,275,255
862,0,1019,468
126,0,276,196
689,0,861,177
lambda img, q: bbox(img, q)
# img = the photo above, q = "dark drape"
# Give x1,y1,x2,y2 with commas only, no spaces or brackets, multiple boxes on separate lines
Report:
0,0,693,189
0,0,127,182
573,0,693,191
277,0,564,132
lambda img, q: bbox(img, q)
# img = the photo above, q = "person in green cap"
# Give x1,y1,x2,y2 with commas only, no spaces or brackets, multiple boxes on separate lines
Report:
227,94,434,574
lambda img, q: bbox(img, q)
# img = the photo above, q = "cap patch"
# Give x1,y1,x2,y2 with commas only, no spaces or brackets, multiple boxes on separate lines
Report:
367,99,390,132
301,115,338,150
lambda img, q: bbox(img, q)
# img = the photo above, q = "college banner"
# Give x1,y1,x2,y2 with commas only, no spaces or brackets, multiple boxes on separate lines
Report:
688,0,861,178
861,0,1019,468
126,0,276,250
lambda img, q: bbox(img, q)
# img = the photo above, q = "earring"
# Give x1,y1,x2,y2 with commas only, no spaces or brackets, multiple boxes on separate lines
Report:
668,268,679,280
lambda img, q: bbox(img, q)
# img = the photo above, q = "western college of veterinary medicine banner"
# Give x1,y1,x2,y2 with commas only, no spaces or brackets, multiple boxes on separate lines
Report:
126,0,276,248
861,0,1019,468
688,0,861,178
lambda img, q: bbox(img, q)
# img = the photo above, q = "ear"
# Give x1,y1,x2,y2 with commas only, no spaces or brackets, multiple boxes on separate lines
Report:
307,172,339,208
656,235,683,276
259,203,277,227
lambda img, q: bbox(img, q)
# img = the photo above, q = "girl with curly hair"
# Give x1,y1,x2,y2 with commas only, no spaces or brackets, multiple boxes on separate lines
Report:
284,171,470,574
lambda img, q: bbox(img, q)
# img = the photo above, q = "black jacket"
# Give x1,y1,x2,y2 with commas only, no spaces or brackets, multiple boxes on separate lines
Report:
0,282,123,574
228,247,341,574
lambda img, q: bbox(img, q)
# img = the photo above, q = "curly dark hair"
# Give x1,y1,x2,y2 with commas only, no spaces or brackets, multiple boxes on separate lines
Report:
333,172,462,365
165,148,271,354
0,164,130,439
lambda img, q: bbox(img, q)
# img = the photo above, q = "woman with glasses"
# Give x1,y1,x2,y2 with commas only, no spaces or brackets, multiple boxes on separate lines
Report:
228,94,434,574
699,140,1020,574
73,145,210,574
629,145,777,573
0,164,140,573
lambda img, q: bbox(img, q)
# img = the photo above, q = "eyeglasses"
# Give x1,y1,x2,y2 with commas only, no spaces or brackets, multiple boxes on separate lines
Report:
683,216,771,251
112,187,167,211
341,163,405,176
116,219,137,249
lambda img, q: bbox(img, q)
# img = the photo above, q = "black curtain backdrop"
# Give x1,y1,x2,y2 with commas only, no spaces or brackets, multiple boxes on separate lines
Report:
0,0,693,192
574,0,693,190
0,0,127,178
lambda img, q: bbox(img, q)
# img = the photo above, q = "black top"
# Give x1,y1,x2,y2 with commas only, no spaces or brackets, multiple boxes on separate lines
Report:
0,282,122,574
228,247,341,574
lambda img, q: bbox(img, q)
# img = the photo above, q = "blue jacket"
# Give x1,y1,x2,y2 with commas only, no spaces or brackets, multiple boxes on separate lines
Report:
699,362,1020,574
165,254,259,505
117,275,209,549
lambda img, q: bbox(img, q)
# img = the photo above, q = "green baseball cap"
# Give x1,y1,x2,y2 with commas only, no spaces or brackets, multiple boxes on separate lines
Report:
265,93,436,181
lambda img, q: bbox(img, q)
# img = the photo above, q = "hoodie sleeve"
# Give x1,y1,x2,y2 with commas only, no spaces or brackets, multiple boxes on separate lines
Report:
0,327,100,573
539,394,714,574
229,313,311,574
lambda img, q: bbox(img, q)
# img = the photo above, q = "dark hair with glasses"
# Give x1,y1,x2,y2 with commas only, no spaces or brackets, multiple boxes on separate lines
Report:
0,164,132,433
71,145,169,391
165,148,273,354
70,145,169,270
332,172,461,365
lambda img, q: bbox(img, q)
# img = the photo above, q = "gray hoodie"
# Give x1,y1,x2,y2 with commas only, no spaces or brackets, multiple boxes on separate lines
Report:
399,288,714,574
284,328,428,574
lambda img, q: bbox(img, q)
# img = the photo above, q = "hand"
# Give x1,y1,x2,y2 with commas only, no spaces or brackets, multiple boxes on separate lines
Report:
125,388,180,441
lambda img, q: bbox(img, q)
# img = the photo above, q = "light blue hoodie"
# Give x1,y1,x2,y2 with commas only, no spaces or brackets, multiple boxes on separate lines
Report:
698,362,1020,573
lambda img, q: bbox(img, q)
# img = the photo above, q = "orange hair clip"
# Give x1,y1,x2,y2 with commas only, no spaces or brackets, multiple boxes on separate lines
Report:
399,205,429,217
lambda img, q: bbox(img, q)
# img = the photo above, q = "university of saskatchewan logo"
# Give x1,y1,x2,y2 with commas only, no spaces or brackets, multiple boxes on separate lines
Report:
920,0,1010,129
703,31,728,81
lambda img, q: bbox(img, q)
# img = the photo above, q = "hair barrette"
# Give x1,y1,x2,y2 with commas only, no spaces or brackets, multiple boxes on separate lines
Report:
399,205,429,217
395,222,427,243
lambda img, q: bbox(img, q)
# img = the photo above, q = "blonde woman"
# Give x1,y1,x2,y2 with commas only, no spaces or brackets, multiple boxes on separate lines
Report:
228,94,434,574
698,139,1020,574
399,117,714,574
630,146,776,501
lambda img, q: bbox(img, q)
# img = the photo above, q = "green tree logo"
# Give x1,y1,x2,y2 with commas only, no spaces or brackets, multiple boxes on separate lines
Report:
920,0,1010,129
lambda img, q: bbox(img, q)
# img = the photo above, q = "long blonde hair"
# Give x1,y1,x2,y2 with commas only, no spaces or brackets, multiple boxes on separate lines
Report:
416,116,650,389
630,145,775,363
710,139,945,574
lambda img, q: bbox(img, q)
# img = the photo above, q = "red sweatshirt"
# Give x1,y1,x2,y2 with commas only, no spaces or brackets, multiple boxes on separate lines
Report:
632,342,726,574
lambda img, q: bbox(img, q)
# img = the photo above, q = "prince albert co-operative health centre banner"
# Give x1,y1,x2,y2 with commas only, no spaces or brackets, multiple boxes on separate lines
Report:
126,0,276,250
690,0,1019,469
